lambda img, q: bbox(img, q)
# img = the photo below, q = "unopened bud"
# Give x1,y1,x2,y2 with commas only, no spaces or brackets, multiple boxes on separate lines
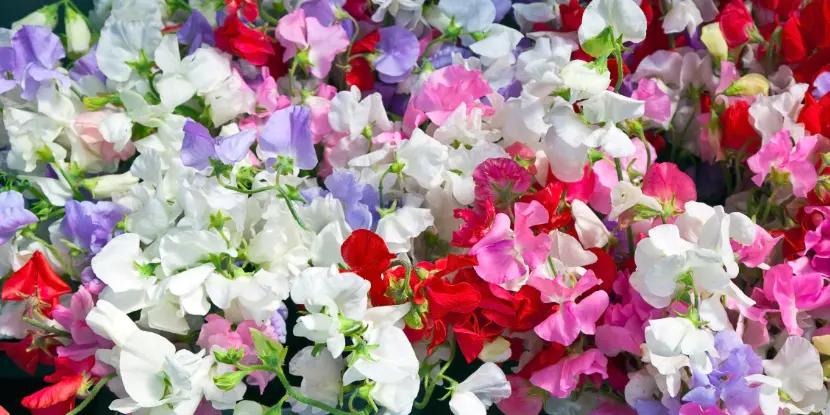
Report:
723,74,769,97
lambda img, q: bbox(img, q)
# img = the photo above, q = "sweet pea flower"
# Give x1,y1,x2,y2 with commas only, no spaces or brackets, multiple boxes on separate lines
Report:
0,191,38,246
761,260,830,336
496,376,544,415
376,26,420,83
9,25,70,100
180,120,257,170
51,287,114,365
748,336,827,415
404,65,494,131
469,201,551,286
578,0,647,46
437,0,496,32
632,78,672,123
529,349,609,398
533,290,609,346
449,362,511,415
275,9,349,79
472,157,532,207
663,0,703,35
644,317,718,397
177,9,214,55
641,162,698,213
96,17,162,83
396,129,449,189
746,130,818,198
259,106,318,170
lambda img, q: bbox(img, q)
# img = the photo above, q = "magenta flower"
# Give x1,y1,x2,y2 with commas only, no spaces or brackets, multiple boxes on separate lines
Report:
761,260,830,336
746,129,818,198
529,349,608,398
275,9,350,79
468,201,550,285
533,290,609,346
734,225,782,268
472,158,532,207
51,287,114,375
641,162,697,213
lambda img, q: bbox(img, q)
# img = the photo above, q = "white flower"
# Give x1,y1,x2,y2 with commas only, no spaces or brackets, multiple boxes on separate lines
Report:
376,195,435,253
205,69,256,127
371,0,425,28
560,60,612,100
288,346,345,414
572,200,611,249
580,91,645,157
449,363,511,415
4,108,65,172
158,229,231,275
663,0,703,35
247,214,311,276
91,233,155,293
328,87,392,140
438,0,496,32
182,47,234,95
445,141,507,205
64,7,91,53
433,104,492,146
154,35,196,108
86,299,140,347
396,129,448,189
608,181,663,220
517,36,573,93
578,0,647,45
96,17,162,82
644,317,717,397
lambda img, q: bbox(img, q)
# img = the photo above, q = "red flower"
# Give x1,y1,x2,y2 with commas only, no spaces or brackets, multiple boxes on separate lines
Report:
345,30,379,91
559,0,584,32
519,181,574,234
719,101,761,153
0,335,56,375
798,93,830,138
0,405,8,415
215,15,275,65
511,285,550,332
225,0,259,22
2,251,70,316
718,0,757,48
517,342,567,378
780,15,807,62
452,199,496,248
800,0,830,51
341,229,397,305
344,0,372,21
22,356,97,413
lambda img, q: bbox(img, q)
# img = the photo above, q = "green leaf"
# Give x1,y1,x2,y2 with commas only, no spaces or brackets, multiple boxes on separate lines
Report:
213,347,244,365
249,328,286,368
213,370,247,391
581,26,617,58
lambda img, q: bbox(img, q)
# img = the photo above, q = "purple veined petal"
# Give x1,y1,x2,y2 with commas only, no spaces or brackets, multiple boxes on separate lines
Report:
376,26,420,78
214,129,257,165
60,200,127,254
181,120,217,170
12,25,65,74
259,106,317,170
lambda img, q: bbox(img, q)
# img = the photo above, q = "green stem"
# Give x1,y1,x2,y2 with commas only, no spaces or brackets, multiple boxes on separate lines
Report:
418,35,448,66
259,3,281,25
391,259,413,297
414,344,456,409
52,163,85,201
613,47,624,92
614,158,636,257
247,365,366,415
343,12,361,60
66,373,117,415
378,168,393,207
288,58,299,97
23,317,71,337
276,186,309,231
759,188,777,225
637,131,651,170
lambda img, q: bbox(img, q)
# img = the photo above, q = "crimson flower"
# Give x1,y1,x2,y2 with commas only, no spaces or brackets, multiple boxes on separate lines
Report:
22,356,97,414
2,251,71,316
717,0,757,48
719,101,761,154
215,15,275,66
225,0,259,22
341,229,396,305
472,158,532,208
346,30,380,91
452,199,496,248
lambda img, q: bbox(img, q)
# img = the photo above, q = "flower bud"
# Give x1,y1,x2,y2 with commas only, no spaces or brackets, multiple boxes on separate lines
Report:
723,73,769,96
700,23,728,63
65,7,91,54
12,4,59,30
83,172,139,198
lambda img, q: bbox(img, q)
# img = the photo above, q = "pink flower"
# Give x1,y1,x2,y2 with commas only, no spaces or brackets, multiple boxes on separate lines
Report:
469,201,551,285
529,349,608,398
747,129,818,198
533,290,609,346
762,260,830,336
496,376,544,415
734,225,782,268
404,65,494,131
529,270,601,305
595,271,661,356
631,78,671,123
275,9,349,79
472,158,532,207
74,111,136,163
51,287,114,376
591,401,637,415
641,162,697,212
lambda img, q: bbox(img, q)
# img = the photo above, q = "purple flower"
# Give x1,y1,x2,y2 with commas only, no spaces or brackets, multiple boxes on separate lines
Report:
428,45,472,70
683,331,762,415
0,190,38,246
491,0,512,21
178,9,215,55
259,106,318,170
376,26,419,83
268,304,289,343
812,71,830,100
60,200,127,256
0,47,17,94
324,170,380,230
68,46,106,83
181,120,257,169
11,25,70,100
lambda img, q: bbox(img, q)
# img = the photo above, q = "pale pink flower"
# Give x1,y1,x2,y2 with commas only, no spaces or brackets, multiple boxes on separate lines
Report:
631,78,671,123
51,287,114,377
734,225,782,268
747,129,818,198
529,349,608,398
75,111,136,162
275,9,349,79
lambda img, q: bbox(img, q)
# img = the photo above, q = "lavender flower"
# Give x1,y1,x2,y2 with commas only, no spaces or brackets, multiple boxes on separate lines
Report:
181,120,257,169
324,170,380,230
0,190,38,245
11,25,70,100
60,200,127,256
178,9,215,55
376,26,420,83
259,106,318,170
